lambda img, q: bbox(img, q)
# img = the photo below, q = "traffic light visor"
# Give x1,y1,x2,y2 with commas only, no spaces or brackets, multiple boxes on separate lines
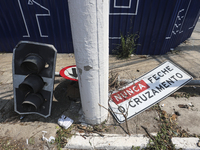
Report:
20,53,45,73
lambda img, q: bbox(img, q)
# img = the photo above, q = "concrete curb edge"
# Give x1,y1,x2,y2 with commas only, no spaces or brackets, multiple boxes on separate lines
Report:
63,134,200,150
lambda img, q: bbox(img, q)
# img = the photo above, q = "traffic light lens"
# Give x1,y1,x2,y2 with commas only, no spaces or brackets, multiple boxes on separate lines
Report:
22,93,44,111
22,62,38,72
19,74,45,93
20,53,45,73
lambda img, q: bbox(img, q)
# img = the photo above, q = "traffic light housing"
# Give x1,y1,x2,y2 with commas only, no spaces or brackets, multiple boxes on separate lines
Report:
12,41,57,117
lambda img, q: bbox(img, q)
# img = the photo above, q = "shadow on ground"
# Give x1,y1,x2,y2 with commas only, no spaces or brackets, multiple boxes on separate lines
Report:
0,77,81,125
0,75,200,136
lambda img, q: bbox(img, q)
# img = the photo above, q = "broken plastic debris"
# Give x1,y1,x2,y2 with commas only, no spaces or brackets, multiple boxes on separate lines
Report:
42,131,55,143
161,104,165,107
42,131,48,142
20,115,25,120
26,139,28,145
48,136,55,143
42,131,47,133
188,103,194,107
58,115,73,129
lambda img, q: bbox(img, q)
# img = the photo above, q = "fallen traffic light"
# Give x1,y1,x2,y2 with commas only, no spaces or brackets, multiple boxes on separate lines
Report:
12,41,57,117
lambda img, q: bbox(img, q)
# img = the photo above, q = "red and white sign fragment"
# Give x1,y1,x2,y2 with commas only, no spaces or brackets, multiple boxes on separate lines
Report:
60,65,78,81
109,61,193,123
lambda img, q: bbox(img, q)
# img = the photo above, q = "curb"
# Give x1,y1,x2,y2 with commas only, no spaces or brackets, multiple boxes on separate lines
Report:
64,134,149,150
63,134,200,150
172,137,200,150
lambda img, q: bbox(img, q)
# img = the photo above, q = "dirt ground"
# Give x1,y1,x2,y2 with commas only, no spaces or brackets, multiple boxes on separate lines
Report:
1,56,200,150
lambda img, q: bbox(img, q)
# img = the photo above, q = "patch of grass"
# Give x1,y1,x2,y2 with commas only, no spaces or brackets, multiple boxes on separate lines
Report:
55,125,75,150
0,139,14,150
132,146,140,150
56,125,60,129
142,104,193,150
93,120,109,132
28,137,35,145
115,33,139,59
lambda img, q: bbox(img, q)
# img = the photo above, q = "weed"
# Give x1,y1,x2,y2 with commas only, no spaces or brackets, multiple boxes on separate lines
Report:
132,146,140,150
55,125,74,150
168,49,181,55
101,119,107,125
109,72,120,90
143,109,176,149
142,104,193,150
89,141,92,146
149,104,159,111
28,137,35,145
91,121,109,133
115,33,139,59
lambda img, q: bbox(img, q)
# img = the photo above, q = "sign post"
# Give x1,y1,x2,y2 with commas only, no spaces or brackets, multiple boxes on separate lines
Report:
109,61,193,123
68,0,109,124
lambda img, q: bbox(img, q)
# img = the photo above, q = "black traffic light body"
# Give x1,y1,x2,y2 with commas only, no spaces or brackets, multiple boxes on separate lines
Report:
12,41,57,117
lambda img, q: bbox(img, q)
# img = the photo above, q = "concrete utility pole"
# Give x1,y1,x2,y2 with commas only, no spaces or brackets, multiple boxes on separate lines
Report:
68,0,109,124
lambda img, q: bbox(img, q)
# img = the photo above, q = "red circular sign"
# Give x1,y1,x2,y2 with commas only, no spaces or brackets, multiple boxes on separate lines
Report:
59,65,78,81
